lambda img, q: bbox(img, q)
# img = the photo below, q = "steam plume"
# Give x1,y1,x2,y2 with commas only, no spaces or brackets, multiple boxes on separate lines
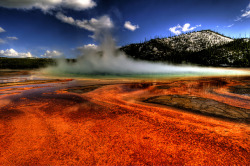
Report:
42,30,249,77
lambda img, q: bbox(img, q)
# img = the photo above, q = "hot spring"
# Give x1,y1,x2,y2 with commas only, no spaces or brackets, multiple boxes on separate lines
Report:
41,34,250,79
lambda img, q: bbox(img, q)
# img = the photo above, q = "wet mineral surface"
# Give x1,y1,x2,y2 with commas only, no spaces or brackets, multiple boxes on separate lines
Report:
0,70,249,165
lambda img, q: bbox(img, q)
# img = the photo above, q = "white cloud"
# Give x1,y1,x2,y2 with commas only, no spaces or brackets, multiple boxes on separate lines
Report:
169,23,201,35
227,24,234,28
236,2,250,21
234,17,241,21
79,44,98,50
56,12,113,32
41,50,62,58
0,0,96,11
0,48,33,58
62,0,96,11
0,27,5,33
182,23,197,32
247,3,250,9
56,12,113,39
124,21,139,31
75,15,113,32
169,24,182,35
56,12,75,24
0,38,6,44
242,10,250,18
77,44,99,54
7,36,18,40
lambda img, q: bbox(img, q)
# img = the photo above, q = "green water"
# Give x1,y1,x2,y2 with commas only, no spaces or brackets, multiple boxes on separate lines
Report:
41,68,250,80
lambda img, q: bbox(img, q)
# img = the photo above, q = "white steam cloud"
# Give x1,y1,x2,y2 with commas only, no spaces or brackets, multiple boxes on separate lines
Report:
42,34,249,76
42,16,248,77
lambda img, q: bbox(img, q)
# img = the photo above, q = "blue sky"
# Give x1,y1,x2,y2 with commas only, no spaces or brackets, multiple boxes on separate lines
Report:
0,0,249,58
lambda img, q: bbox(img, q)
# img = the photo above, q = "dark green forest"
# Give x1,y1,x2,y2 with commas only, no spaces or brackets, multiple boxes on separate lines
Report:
190,39,250,67
121,38,250,67
0,58,56,69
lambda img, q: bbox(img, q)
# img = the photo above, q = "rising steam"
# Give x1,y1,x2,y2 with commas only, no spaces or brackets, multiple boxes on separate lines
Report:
42,30,249,77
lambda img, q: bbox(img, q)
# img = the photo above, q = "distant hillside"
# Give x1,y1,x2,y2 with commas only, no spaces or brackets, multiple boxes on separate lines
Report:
0,30,249,69
121,30,250,67
155,30,233,52
0,57,56,69
191,38,250,66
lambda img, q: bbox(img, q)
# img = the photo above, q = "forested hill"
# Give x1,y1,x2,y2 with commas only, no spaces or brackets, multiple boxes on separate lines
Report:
0,30,250,69
121,30,250,67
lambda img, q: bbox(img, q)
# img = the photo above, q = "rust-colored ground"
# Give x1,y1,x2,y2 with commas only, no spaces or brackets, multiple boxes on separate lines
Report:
0,71,249,165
